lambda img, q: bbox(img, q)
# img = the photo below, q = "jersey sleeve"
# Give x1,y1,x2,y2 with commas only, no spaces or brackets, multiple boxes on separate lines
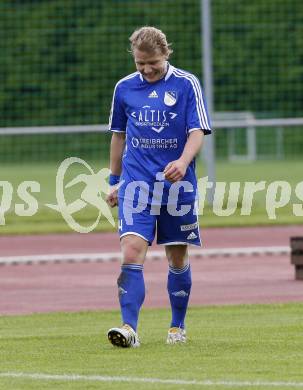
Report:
108,82,127,132
186,77,212,135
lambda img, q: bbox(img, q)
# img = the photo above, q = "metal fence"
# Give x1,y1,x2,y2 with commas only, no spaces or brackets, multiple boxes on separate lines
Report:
1,118,302,164
0,0,302,163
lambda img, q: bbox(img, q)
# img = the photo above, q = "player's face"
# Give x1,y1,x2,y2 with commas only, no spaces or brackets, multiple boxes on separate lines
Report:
133,49,168,83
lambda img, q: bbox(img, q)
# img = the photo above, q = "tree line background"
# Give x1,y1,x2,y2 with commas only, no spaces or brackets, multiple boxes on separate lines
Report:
1,0,302,128
0,0,302,162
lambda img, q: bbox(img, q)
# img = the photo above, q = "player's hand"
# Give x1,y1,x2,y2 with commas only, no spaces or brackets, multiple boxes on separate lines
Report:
163,159,188,183
106,185,119,208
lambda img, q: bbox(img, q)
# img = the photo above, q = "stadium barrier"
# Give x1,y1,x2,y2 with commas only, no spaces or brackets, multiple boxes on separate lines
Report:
0,117,303,164
290,237,303,280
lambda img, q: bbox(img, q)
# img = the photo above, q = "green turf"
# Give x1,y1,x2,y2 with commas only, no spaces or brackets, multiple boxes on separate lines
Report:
1,304,303,389
0,159,302,234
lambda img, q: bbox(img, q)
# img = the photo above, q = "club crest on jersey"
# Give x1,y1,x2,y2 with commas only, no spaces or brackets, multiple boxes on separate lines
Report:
164,91,177,106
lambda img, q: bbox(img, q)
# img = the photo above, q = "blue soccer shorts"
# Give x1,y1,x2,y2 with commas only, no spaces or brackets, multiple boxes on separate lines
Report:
118,198,201,246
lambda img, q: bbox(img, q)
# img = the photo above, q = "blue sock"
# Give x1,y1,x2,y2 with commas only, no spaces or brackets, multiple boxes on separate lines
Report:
167,263,192,329
117,264,145,331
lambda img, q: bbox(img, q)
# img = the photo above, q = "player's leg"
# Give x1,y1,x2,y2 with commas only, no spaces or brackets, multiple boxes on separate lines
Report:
108,200,155,348
157,202,200,343
118,234,148,331
108,235,148,348
165,244,191,343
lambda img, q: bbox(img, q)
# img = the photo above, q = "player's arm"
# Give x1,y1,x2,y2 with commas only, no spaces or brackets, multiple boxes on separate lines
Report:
106,132,126,207
110,131,125,175
107,79,127,207
165,75,211,183
164,130,204,183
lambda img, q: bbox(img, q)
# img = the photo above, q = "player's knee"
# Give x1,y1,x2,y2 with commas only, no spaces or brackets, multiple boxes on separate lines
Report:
122,249,142,264
166,245,188,268
121,236,147,264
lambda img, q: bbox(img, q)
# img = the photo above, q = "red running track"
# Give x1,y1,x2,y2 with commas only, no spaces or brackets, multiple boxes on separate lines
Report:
0,225,302,256
0,225,302,315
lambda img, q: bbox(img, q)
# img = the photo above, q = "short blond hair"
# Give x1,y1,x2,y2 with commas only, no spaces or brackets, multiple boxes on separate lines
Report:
129,26,173,58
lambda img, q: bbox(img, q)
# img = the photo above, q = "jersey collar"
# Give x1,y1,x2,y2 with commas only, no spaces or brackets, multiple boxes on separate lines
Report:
165,63,174,81
139,62,174,83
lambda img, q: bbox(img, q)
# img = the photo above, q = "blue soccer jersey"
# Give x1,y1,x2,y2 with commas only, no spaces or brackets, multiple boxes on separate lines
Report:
109,63,212,205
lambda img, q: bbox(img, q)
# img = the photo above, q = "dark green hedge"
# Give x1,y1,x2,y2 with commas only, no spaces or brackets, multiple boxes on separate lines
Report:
1,0,302,128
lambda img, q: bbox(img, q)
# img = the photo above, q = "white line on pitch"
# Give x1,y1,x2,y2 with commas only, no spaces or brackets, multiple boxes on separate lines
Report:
0,372,303,387
0,246,290,265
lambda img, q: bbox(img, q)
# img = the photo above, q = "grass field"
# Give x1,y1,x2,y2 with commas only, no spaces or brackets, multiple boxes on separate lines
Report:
0,159,302,234
1,303,303,389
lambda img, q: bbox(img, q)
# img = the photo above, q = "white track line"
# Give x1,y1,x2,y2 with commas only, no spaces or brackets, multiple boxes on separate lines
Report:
0,246,290,265
0,372,303,387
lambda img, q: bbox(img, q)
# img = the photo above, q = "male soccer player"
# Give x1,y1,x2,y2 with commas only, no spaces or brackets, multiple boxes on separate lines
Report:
106,26,211,347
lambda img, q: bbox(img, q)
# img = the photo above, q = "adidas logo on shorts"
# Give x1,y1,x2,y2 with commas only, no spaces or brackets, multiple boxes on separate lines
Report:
187,232,197,240
148,90,158,98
